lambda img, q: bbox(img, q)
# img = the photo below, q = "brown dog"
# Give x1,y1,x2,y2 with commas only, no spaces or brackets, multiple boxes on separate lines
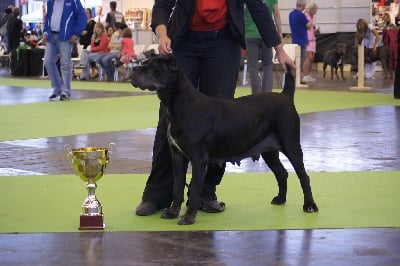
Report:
131,56,318,225
353,46,393,79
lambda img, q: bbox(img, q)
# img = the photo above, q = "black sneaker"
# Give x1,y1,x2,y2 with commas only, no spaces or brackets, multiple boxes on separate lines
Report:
60,95,69,101
48,94,58,101
200,200,226,213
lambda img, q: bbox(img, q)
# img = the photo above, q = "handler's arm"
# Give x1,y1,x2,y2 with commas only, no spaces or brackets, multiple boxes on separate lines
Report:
155,24,172,55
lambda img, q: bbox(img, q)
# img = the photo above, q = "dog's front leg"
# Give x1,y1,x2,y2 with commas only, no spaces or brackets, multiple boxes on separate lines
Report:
161,150,188,219
339,64,346,80
334,66,340,80
178,160,207,225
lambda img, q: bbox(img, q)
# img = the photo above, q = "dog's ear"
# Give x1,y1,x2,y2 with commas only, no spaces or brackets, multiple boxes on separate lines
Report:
168,56,179,72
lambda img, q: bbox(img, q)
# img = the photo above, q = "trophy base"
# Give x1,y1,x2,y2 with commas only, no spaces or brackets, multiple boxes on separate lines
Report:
79,214,105,230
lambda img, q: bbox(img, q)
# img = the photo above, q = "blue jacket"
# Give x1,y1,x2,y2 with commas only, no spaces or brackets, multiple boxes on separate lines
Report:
44,0,86,41
289,9,308,47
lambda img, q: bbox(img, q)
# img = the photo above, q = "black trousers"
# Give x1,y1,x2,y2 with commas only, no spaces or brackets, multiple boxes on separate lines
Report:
141,27,242,206
394,45,400,99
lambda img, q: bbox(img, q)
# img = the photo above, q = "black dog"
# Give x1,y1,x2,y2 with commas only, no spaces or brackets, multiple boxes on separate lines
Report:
131,56,318,225
323,43,346,80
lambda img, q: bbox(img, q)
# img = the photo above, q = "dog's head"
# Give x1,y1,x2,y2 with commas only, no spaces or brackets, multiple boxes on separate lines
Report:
131,55,179,92
335,43,346,56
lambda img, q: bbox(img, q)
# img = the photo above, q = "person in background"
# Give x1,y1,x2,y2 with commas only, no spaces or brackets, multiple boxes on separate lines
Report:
42,0,86,101
6,7,22,50
355,18,379,79
79,22,110,81
113,27,135,81
382,13,395,29
392,0,400,99
93,6,106,25
34,23,43,39
0,7,13,53
79,8,95,49
135,0,296,216
23,32,38,47
106,25,114,40
302,2,319,83
289,0,313,83
244,0,282,94
99,22,126,82
105,1,125,28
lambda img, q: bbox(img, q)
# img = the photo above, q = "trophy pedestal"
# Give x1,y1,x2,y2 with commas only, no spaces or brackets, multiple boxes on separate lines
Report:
79,214,105,230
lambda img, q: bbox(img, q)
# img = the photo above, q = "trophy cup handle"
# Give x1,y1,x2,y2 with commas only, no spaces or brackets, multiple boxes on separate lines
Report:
108,143,116,159
64,144,73,164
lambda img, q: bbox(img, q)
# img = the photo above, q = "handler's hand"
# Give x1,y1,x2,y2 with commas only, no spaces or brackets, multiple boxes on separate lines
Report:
69,34,78,44
274,43,296,75
41,34,47,46
155,25,173,55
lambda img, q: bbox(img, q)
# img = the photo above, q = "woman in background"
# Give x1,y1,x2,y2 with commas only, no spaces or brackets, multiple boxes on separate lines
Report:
80,22,110,80
393,0,400,99
302,2,319,83
355,18,379,79
79,8,95,49
100,22,126,81
106,25,114,40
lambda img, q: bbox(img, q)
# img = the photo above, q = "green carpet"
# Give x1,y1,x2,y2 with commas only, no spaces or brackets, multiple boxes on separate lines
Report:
0,88,398,141
0,77,137,92
0,172,399,233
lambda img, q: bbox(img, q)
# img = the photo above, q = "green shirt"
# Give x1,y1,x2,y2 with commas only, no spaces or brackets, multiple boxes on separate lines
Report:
245,0,277,38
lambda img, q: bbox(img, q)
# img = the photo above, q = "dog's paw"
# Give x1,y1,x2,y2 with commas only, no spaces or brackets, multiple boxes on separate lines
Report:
303,202,319,213
161,208,179,219
271,196,286,205
178,215,196,225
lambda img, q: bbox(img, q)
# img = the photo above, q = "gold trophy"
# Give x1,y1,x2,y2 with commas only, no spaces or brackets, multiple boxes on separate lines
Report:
66,143,115,230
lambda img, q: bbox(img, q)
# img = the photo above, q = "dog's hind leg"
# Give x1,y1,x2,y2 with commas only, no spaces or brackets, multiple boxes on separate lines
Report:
161,151,188,220
178,160,208,225
323,63,327,79
261,150,288,205
281,143,318,213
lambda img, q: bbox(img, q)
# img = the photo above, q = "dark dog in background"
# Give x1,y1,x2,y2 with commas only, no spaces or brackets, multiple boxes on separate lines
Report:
323,43,346,80
352,45,393,79
131,56,318,225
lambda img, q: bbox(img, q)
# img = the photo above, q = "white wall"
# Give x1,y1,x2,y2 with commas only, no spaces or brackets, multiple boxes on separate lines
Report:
101,0,371,34
279,0,372,34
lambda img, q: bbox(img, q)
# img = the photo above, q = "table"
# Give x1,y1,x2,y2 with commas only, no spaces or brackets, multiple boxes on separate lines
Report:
11,47,45,76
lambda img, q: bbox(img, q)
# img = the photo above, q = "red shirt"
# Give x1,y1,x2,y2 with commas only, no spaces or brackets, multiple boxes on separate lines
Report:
90,33,110,53
189,0,227,31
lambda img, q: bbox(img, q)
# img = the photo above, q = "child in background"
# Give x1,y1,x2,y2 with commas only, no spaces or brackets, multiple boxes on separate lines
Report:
113,27,135,81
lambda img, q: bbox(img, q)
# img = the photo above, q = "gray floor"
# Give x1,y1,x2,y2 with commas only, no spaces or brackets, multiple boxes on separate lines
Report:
0,68,399,265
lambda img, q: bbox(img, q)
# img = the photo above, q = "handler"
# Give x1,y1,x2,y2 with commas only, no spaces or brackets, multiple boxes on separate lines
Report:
135,0,296,216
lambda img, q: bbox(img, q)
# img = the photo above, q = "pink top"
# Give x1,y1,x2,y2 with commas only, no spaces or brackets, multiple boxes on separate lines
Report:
119,37,136,64
306,13,317,42
121,37,135,57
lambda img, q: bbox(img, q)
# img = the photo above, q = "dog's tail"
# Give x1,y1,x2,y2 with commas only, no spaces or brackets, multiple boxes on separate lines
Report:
281,70,296,99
